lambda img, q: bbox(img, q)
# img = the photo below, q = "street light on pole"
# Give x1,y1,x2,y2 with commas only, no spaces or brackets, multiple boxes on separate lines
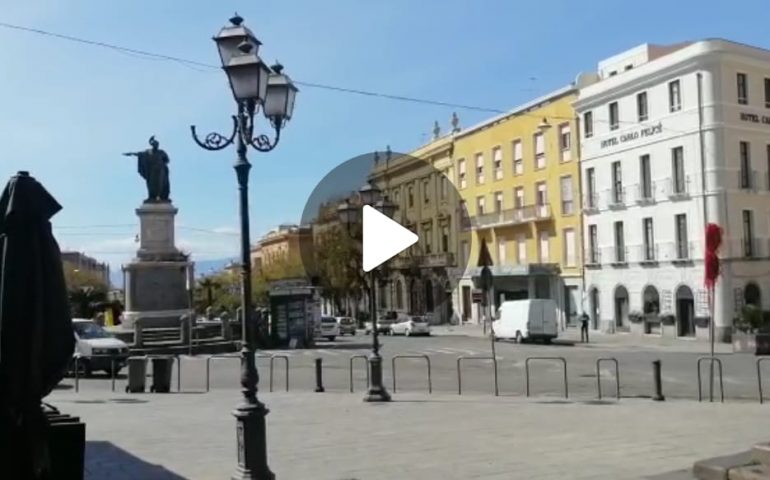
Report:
338,174,397,402
190,13,297,480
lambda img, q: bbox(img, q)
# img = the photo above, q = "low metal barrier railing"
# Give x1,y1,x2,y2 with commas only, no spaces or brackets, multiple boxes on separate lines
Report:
697,357,724,403
595,357,620,400
525,357,568,398
349,355,370,393
456,356,498,396
392,355,432,394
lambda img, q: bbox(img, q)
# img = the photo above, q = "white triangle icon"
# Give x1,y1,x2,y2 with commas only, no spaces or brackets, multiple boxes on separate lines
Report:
362,205,418,272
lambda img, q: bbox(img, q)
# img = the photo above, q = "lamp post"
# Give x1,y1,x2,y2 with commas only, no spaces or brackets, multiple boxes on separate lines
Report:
338,176,397,402
190,14,297,480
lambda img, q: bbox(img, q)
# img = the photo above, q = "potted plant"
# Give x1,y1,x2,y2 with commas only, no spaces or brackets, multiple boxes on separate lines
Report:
628,310,645,335
733,306,770,355
660,312,676,337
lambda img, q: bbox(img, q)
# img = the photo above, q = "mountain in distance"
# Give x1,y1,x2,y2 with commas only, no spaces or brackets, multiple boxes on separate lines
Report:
108,257,236,289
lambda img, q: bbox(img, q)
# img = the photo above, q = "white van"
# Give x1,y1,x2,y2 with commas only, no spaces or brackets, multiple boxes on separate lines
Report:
492,299,559,343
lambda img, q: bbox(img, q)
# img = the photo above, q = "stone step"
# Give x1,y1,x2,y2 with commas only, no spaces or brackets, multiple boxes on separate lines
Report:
694,451,754,480
754,443,770,468
727,464,769,480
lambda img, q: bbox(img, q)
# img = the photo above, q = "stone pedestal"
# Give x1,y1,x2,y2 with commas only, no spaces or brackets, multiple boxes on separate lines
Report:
122,202,193,331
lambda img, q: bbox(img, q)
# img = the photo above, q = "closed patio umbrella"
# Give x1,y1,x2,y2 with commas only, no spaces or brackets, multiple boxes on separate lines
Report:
0,171,74,479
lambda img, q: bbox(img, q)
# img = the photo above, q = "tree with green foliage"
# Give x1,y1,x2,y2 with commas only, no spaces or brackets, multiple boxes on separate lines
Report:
62,261,109,318
312,225,365,315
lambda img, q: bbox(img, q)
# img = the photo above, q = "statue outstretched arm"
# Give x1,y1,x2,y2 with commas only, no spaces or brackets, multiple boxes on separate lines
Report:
122,152,139,157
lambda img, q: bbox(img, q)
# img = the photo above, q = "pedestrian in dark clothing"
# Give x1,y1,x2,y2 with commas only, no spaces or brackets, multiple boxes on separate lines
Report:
580,313,590,343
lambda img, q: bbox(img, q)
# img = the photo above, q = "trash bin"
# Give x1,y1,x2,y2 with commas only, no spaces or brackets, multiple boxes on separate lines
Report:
151,356,174,393
126,356,147,393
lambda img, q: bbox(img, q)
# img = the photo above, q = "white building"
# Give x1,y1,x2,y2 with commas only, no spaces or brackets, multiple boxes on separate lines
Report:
575,39,770,341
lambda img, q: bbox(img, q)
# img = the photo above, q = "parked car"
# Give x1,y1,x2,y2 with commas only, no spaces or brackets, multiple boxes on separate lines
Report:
389,316,431,336
318,316,339,341
493,299,559,343
71,318,130,377
336,316,356,335
365,311,398,334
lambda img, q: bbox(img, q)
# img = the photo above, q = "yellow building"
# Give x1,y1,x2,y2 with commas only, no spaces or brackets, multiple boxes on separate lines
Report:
253,224,310,279
369,130,467,323
453,85,583,325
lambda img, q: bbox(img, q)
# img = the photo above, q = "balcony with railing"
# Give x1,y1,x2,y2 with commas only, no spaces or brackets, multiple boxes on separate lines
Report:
738,169,758,192
661,176,690,199
473,204,551,229
605,187,626,209
632,244,659,264
423,252,455,268
660,241,695,263
725,237,764,259
583,193,599,213
630,182,655,205
603,245,628,266
585,247,601,268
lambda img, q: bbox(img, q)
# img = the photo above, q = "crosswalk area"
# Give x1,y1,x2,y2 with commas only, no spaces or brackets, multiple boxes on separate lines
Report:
262,345,501,361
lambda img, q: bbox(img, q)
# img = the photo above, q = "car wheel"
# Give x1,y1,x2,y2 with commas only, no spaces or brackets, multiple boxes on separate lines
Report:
326,336,336,341
352,331,356,336
515,331,523,344
74,359,92,378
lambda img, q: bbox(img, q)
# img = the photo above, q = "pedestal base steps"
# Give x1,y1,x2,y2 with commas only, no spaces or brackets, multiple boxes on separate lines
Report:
649,442,770,479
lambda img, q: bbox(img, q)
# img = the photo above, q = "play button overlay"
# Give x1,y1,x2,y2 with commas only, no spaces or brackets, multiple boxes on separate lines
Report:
299,149,470,324
362,205,418,272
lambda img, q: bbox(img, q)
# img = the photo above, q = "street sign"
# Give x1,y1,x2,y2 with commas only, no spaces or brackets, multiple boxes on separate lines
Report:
472,291,484,303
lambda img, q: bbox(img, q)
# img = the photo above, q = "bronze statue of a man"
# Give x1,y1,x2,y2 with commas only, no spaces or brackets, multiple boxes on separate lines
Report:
123,136,170,203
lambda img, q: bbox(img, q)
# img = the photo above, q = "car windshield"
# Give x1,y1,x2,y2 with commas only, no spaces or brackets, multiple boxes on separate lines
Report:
74,321,112,339
339,318,353,324
411,317,426,323
321,317,337,324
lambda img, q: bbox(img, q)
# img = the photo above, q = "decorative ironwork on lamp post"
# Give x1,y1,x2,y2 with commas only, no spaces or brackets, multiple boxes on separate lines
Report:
190,13,297,480
338,172,397,402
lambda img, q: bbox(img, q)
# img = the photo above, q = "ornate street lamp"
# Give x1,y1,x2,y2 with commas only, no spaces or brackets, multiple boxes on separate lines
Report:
337,171,397,402
190,13,298,480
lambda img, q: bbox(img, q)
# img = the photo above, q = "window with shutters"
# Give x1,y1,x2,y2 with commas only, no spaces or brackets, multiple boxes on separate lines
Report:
563,229,576,267
559,123,571,162
493,147,503,180
475,153,485,184
497,237,506,265
609,102,619,130
560,175,574,215
534,132,545,169
476,196,485,215
669,80,681,112
512,139,523,175
514,187,525,209
458,159,466,189
584,111,593,138
539,231,550,263
737,73,748,105
517,234,527,264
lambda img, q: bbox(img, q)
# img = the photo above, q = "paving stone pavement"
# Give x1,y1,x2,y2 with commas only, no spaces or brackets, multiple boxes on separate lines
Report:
47,389,770,480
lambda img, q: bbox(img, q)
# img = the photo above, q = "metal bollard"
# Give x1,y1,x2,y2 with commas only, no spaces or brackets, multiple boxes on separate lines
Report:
652,359,665,401
315,357,325,393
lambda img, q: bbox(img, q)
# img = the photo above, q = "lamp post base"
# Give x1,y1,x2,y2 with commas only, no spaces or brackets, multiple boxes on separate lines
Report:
232,401,275,480
363,353,391,402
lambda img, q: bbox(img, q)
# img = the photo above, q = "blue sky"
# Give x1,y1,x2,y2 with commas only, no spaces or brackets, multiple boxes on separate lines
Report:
1,0,767,269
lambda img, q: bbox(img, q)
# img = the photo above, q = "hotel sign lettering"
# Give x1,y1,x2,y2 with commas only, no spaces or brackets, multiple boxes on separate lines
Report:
600,123,663,149
740,112,770,125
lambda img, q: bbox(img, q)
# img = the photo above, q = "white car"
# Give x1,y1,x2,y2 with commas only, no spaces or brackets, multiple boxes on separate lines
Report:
389,316,431,336
71,318,130,376
318,316,339,341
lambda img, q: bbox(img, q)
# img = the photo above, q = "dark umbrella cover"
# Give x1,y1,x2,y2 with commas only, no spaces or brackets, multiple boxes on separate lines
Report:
0,171,75,478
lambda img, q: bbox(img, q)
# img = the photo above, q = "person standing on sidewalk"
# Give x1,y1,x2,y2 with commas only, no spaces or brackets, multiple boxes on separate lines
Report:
580,313,590,343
